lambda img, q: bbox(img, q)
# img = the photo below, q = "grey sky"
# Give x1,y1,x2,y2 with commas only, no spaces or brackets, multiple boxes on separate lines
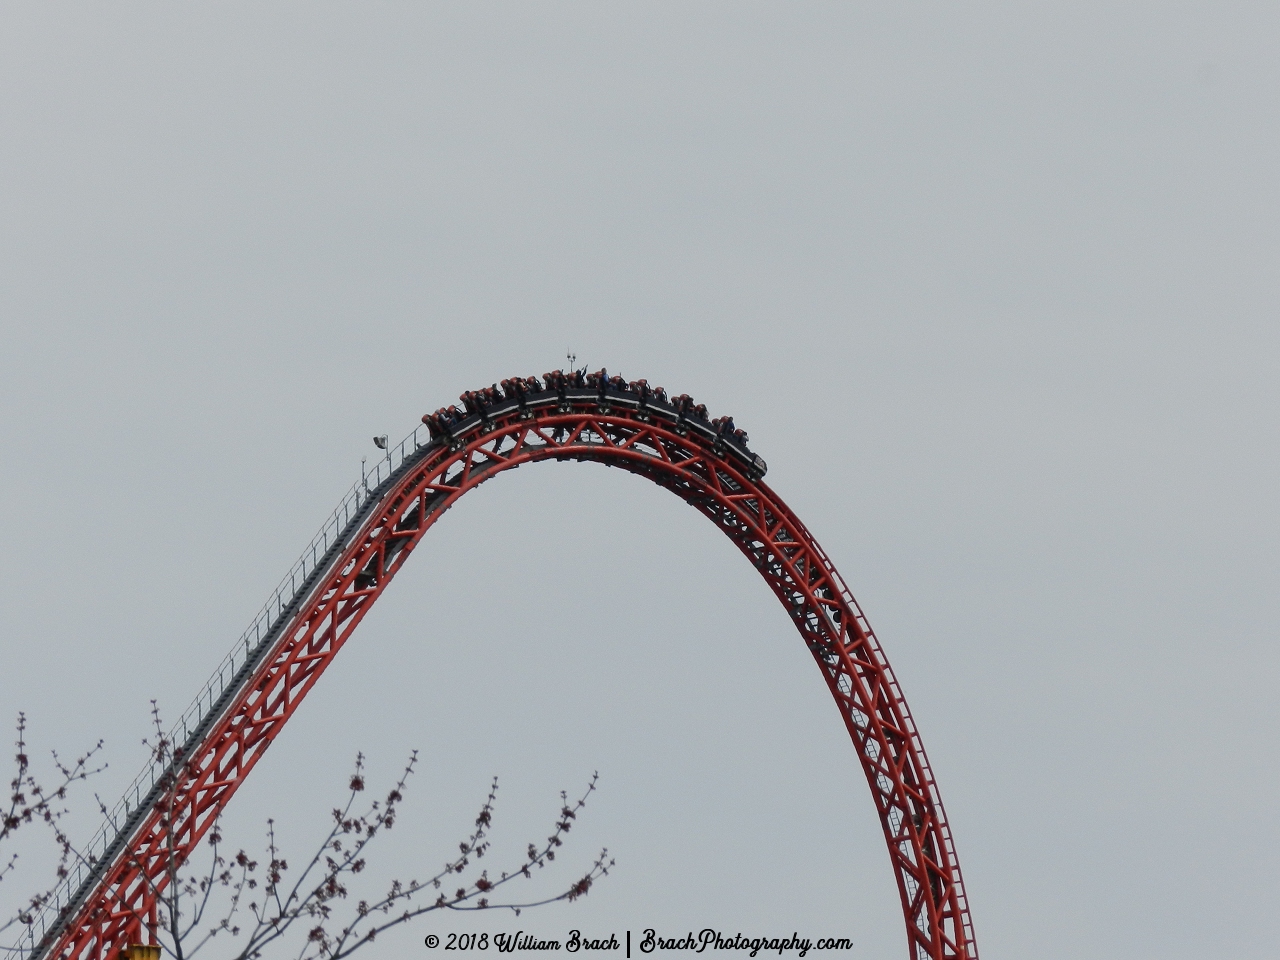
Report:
1,3,1277,958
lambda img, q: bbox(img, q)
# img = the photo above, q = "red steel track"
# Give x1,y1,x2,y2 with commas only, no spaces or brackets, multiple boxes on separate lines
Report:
39,375,977,960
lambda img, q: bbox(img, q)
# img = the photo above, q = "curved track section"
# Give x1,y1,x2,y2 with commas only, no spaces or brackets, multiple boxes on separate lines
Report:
29,373,977,960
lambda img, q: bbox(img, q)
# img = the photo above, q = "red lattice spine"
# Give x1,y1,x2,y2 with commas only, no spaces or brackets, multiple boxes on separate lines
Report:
45,387,976,960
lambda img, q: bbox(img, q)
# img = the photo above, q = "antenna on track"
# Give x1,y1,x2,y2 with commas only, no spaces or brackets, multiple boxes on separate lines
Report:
567,349,577,372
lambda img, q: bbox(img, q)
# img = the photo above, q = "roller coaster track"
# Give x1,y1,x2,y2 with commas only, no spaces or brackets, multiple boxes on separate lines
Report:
14,372,978,960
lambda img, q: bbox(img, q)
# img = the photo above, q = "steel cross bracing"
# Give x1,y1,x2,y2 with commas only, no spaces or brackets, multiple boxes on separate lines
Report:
32,381,977,960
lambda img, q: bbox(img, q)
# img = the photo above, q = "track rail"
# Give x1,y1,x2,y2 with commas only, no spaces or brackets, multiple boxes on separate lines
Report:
22,376,977,960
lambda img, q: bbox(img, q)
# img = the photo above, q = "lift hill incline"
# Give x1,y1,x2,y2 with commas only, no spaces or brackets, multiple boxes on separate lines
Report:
19,369,977,960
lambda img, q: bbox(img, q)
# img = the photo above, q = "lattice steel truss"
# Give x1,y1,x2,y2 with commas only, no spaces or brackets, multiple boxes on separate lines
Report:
30,377,977,960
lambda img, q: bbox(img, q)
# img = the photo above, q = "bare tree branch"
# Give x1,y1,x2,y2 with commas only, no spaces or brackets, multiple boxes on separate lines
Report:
0,713,105,952
153,761,612,960
5,708,611,960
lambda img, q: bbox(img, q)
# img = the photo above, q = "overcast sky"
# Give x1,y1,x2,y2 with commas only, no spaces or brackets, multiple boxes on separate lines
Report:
1,4,1277,958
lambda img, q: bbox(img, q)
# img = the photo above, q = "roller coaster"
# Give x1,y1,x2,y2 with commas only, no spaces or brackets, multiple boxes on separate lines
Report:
13,370,978,960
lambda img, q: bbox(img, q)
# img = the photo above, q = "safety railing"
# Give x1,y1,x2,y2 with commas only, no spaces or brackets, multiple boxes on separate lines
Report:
11,426,430,960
